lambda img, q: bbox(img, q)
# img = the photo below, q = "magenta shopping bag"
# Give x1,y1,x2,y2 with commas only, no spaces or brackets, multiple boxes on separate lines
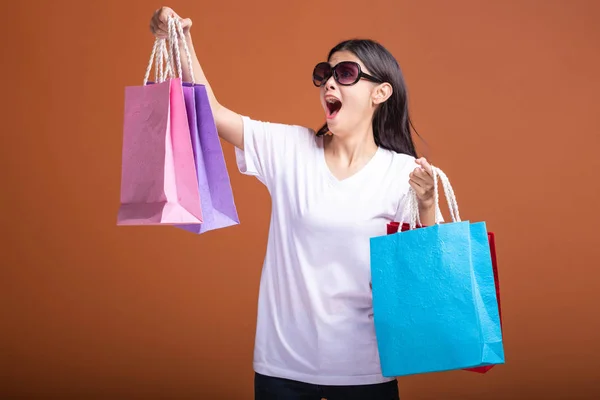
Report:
117,76,203,225
175,83,239,234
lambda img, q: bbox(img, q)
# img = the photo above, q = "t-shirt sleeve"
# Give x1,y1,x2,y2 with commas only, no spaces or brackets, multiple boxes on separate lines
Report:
234,115,309,189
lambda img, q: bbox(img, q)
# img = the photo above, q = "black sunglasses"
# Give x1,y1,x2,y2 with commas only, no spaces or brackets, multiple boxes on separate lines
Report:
312,61,383,87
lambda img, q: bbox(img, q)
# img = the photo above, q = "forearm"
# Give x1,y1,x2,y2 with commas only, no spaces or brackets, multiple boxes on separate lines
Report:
179,32,222,113
176,30,243,149
418,203,436,227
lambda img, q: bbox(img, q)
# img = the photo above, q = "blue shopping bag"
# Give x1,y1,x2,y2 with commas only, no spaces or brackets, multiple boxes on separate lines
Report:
369,167,504,377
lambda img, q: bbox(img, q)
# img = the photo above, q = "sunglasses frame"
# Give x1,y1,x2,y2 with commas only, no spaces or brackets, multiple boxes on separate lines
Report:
312,61,383,87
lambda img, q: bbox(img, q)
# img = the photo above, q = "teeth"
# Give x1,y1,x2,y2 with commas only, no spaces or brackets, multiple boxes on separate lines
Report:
326,98,339,104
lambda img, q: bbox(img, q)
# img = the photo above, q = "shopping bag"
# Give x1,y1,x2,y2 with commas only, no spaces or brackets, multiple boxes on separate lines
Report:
175,83,240,234
117,35,202,226
386,223,503,374
369,167,504,377
152,17,239,234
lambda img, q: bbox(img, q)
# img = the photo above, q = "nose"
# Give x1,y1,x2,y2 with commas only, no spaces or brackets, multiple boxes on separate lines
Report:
324,73,337,90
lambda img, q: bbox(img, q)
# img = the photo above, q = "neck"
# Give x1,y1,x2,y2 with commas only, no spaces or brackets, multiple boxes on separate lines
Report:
325,126,378,167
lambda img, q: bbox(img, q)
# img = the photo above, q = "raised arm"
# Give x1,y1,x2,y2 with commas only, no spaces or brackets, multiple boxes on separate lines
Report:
150,7,244,150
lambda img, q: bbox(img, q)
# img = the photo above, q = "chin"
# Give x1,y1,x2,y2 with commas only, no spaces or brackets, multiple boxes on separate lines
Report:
325,120,339,135
326,116,351,136
326,124,348,137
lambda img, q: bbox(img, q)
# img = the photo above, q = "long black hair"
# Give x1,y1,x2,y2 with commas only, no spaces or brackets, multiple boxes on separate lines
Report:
316,39,420,158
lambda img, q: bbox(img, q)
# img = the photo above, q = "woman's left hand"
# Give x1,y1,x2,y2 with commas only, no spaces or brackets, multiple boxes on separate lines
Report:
409,157,435,210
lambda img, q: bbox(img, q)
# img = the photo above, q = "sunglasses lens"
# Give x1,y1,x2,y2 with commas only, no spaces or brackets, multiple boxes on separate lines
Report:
313,63,331,86
335,62,360,85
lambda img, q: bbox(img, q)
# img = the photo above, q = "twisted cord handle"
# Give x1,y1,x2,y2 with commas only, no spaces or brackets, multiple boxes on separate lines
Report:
142,16,193,85
402,165,461,230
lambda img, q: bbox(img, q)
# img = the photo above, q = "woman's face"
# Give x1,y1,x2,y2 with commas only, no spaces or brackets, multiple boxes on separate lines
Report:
319,50,380,138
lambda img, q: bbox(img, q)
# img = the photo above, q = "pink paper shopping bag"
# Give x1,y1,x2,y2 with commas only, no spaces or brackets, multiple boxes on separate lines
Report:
117,38,202,225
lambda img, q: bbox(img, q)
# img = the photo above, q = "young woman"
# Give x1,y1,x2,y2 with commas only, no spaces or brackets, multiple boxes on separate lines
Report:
150,7,437,400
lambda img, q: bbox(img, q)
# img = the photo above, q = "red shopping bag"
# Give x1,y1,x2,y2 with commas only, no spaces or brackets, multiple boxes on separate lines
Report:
386,222,503,374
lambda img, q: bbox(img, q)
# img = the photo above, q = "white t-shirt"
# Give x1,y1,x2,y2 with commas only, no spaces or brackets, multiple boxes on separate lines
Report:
235,116,418,386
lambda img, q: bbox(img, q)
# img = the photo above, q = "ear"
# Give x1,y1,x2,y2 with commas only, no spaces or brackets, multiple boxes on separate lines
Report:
372,82,393,105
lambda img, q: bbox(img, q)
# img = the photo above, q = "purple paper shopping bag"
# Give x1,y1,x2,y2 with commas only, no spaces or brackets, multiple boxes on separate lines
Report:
117,38,203,226
175,84,239,234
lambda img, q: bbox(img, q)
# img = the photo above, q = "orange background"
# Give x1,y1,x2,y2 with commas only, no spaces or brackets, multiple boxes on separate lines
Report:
3,0,600,399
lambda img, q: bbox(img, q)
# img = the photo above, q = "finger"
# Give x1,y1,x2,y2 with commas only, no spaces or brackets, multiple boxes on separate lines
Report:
410,168,430,185
414,157,430,173
156,11,176,32
153,8,164,25
180,17,192,29
151,9,168,32
150,24,168,38
150,19,165,32
158,6,173,22
158,10,181,32
409,178,423,189
412,167,427,178
411,175,429,188
409,170,423,181
416,157,433,177
411,181,432,202
409,180,427,198
157,14,169,29
410,171,435,197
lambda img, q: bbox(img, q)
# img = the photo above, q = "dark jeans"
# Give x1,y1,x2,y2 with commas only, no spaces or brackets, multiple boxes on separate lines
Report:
254,372,400,400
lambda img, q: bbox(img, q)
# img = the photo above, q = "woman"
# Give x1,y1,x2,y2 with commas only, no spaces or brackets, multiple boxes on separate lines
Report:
150,6,437,400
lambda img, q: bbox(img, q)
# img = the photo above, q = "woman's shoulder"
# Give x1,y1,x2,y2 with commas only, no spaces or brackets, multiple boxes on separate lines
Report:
379,147,418,173
376,148,418,192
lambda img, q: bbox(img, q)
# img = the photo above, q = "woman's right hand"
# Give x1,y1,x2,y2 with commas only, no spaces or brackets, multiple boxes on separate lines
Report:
149,6,192,39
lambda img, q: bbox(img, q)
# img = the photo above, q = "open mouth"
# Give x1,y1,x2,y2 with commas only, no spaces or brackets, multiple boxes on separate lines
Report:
326,98,342,119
